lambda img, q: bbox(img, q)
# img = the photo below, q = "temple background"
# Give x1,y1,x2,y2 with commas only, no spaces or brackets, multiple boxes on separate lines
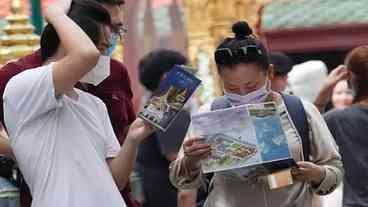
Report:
124,0,188,110
2,0,368,110
124,0,265,109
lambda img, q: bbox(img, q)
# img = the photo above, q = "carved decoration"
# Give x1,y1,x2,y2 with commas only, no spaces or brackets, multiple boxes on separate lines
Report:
183,0,264,100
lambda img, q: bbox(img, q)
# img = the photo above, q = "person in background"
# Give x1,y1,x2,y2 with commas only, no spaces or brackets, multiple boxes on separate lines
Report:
288,62,350,207
3,0,154,206
269,52,294,93
331,81,353,110
0,0,139,206
313,66,351,207
169,21,343,207
314,65,351,113
137,49,196,207
324,45,368,207
287,60,328,103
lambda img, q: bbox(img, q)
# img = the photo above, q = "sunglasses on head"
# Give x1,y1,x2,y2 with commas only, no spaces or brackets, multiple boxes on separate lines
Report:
214,45,264,65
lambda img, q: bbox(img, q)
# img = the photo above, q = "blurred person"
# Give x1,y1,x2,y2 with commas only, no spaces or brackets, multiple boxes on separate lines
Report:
2,1,154,207
269,52,294,92
321,75,352,207
314,66,351,207
314,65,352,113
325,45,368,207
169,21,343,207
288,62,349,207
288,60,328,103
0,0,140,206
331,81,353,110
136,49,197,207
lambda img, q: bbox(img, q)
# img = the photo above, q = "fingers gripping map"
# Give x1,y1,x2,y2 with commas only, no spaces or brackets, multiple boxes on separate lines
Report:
192,102,295,175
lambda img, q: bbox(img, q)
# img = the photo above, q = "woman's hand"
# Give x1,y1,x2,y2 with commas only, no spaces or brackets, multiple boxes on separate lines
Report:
182,137,211,170
125,118,156,145
314,65,350,112
324,65,349,90
291,161,326,186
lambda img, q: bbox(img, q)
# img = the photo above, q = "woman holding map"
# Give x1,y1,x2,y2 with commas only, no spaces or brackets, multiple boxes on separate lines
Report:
169,21,343,207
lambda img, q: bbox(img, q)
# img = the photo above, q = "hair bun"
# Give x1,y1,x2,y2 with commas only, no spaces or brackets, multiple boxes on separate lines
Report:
232,21,253,39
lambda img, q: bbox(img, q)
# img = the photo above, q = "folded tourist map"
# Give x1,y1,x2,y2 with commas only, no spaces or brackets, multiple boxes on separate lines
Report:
191,102,296,176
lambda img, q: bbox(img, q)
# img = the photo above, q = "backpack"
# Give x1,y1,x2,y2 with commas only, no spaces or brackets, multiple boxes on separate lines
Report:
196,93,310,207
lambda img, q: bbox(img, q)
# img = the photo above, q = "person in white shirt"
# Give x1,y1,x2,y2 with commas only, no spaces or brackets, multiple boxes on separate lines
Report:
2,0,154,207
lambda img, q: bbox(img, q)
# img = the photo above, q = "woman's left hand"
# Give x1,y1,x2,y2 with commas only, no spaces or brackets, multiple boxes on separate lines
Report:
291,161,326,186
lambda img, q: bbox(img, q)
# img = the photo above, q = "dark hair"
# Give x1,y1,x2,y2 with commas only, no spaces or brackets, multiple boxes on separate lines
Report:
215,21,269,72
269,52,294,75
139,49,188,91
40,0,111,61
346,45,368,100
94,0,125,5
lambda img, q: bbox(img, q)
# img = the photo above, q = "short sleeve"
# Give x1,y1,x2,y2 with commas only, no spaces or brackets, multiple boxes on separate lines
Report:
100,103,120,158
3,64,62,131
157,110,191,156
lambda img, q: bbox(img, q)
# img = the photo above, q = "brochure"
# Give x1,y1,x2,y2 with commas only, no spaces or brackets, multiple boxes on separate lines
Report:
139,65,201,131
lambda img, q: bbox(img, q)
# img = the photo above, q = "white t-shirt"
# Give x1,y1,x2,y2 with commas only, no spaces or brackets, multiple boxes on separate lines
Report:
3,64,126,207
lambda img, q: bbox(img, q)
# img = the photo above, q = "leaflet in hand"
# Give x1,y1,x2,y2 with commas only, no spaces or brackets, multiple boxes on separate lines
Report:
139,65,201,131
191,102,296,175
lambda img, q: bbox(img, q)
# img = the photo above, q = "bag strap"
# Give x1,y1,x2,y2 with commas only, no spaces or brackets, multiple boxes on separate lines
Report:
281,93,310,161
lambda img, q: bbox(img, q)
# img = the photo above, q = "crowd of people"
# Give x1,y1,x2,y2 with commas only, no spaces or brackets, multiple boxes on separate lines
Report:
0,0,366,207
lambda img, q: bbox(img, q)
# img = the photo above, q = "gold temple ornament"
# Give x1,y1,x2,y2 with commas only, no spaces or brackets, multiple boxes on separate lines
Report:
0,0,40,64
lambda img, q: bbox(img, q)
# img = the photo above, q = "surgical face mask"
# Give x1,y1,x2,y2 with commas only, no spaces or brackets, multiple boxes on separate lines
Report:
224,79,270,106
80,55,111,86
105,33,119,56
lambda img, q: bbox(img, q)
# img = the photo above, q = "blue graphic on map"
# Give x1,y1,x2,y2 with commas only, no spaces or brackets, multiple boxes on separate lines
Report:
252,115,290,162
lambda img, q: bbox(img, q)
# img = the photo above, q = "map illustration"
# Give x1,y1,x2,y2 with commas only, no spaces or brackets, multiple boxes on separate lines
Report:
192,102,295,175
202,133,258,173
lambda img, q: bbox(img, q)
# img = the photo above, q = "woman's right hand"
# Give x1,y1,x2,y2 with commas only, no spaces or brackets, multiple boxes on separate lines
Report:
182,137,211,170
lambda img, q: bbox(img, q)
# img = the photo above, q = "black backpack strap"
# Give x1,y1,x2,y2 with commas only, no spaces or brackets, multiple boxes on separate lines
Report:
281,93,311,161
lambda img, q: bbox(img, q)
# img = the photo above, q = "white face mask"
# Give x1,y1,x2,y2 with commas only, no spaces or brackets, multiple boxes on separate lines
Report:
224,79,270,106
80,55,111,86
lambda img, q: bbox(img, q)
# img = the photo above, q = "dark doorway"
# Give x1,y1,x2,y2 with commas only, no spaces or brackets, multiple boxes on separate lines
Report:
287,49,349,72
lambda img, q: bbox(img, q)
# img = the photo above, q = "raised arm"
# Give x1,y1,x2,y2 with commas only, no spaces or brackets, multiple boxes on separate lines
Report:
314,65,349,113
108,118,155,189
44,0,100,96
